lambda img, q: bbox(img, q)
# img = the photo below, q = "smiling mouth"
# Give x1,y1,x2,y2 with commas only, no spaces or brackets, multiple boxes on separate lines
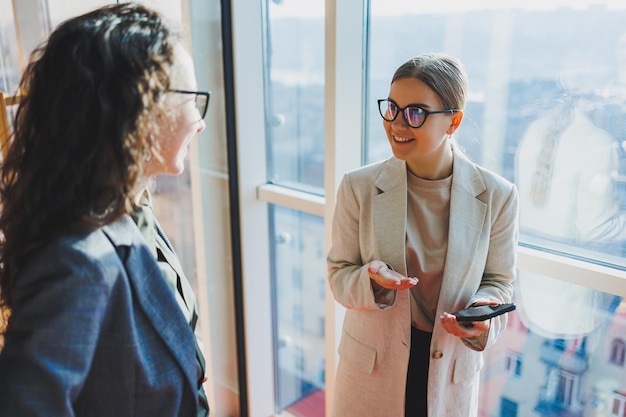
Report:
394,135,414,143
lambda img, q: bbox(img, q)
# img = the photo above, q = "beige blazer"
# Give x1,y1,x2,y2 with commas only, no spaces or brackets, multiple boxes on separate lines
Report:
327,146,518,417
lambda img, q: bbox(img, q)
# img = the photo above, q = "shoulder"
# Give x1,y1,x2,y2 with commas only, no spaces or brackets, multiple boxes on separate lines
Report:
475,164,516,194
21,218,134,288
453,147,518,216
455,146,515,194
344,157,401,179
340,157,405,193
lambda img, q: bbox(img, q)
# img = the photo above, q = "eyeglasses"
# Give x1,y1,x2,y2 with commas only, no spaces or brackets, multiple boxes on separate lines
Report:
169,89,211,120
377,98,458,128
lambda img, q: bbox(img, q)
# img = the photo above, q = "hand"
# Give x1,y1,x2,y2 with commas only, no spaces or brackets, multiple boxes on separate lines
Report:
368,260,418,290
439,300,498,338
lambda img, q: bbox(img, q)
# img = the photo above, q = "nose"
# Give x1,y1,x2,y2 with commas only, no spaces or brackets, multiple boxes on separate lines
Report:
197,119,206,133
392,111,409,128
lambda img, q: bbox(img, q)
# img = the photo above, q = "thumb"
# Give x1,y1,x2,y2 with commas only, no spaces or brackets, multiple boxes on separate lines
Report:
368,262,382,275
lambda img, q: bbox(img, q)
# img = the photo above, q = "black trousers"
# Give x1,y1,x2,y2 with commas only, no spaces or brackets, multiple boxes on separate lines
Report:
405,327,432,417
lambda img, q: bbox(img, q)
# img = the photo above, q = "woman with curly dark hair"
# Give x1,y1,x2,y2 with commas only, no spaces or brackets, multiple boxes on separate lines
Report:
0,3,210,416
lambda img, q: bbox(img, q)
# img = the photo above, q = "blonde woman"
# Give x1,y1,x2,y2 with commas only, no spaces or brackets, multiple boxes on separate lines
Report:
327,53,518,417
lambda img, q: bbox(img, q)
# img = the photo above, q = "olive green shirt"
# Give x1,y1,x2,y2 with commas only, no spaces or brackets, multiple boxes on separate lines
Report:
132,189,209,416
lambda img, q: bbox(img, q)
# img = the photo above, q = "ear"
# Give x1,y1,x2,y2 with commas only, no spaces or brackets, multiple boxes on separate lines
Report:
447,111,463,135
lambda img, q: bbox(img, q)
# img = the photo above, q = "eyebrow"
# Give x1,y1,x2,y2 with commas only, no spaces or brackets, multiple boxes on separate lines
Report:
408,103,433,109
389,98,434,109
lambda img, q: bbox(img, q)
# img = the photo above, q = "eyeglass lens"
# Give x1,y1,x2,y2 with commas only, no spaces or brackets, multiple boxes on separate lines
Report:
169,89,210,119
379,99,425,128
195,94,209,119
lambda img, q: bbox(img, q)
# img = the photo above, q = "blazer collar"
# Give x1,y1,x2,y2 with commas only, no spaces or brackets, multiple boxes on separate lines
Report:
374,156,406,192
102,215,197,394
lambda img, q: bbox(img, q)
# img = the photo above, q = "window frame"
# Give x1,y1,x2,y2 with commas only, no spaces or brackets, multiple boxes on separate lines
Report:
231,1,626,416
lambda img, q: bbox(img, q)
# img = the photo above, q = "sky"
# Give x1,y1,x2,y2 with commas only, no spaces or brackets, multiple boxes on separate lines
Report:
270,0,626,18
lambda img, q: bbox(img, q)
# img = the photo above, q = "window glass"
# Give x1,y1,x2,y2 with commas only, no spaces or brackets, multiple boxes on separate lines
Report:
480,273,625,417
366,1,626,267
264,0,325,194
270,205,325,416
0,0,20,93
48,1,112,27
186,0,241,412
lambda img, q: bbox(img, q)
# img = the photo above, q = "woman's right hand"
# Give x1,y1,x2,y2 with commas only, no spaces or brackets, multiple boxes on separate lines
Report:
368,260,418,290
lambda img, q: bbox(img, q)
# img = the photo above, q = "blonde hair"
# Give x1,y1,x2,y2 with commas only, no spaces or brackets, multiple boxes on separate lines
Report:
392,53,468,111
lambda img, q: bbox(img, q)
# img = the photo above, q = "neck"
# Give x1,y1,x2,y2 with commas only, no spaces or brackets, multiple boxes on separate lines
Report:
406,145,454,180
134,177,153,205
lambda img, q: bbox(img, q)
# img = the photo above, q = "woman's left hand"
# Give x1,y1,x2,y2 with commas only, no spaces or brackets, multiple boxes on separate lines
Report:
439,300,499,338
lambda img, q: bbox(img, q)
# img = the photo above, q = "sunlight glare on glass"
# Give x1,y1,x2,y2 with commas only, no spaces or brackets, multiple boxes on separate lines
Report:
269,0,324,19
370,0,626,16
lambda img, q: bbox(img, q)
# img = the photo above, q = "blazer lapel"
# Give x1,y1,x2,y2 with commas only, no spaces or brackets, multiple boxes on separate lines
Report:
102,216,197,393
374,158,410,276
439,148,488,307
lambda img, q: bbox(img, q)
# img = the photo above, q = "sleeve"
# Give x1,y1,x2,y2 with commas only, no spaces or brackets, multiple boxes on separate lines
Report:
326,173,397,310
0,240,115,416
464,183,519,351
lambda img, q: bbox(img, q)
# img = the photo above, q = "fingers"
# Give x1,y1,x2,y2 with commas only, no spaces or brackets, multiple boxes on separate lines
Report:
394,277,418,290
439,312,489,338
367,261,418,289
471,299,499,307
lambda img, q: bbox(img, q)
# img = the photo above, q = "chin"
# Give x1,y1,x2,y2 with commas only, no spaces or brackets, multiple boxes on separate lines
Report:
390,148,410,161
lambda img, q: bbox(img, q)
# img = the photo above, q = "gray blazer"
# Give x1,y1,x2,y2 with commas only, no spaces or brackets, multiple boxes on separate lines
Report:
0,215,204,417
327,147,518,417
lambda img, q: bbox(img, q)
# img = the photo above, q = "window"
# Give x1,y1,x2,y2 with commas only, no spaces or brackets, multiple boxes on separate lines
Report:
611,339,626,366
270,205,325,414
611,392,626,417
504,352,522,377
0,0,21,94
233,1,626,416
366,1,626,267
365,4,626,414
555,370,578,407
265,0,325,194
500,397,518,417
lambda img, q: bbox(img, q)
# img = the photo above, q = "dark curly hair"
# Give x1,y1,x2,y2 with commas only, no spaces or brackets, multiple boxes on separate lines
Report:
0,3,179,313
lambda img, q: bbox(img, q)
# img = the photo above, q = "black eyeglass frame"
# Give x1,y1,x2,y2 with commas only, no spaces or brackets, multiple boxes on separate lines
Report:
169,89,211,120
377,98,458,128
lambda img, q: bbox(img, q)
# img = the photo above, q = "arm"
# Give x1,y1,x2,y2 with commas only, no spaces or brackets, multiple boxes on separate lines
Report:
327,174,417,310
0,238,115,416
327,173,382,310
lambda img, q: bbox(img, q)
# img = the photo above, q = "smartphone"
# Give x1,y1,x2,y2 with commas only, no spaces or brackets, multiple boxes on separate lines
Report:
452,303,516,322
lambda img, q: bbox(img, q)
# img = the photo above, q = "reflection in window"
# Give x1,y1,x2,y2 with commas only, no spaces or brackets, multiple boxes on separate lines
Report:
270,205,325,415
554,370,578,407
611,392,626,417
504,352,522,377
611,339,626,366
500,397,518,417
364,3,626,417
366,1,626,268
478,272,625,417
